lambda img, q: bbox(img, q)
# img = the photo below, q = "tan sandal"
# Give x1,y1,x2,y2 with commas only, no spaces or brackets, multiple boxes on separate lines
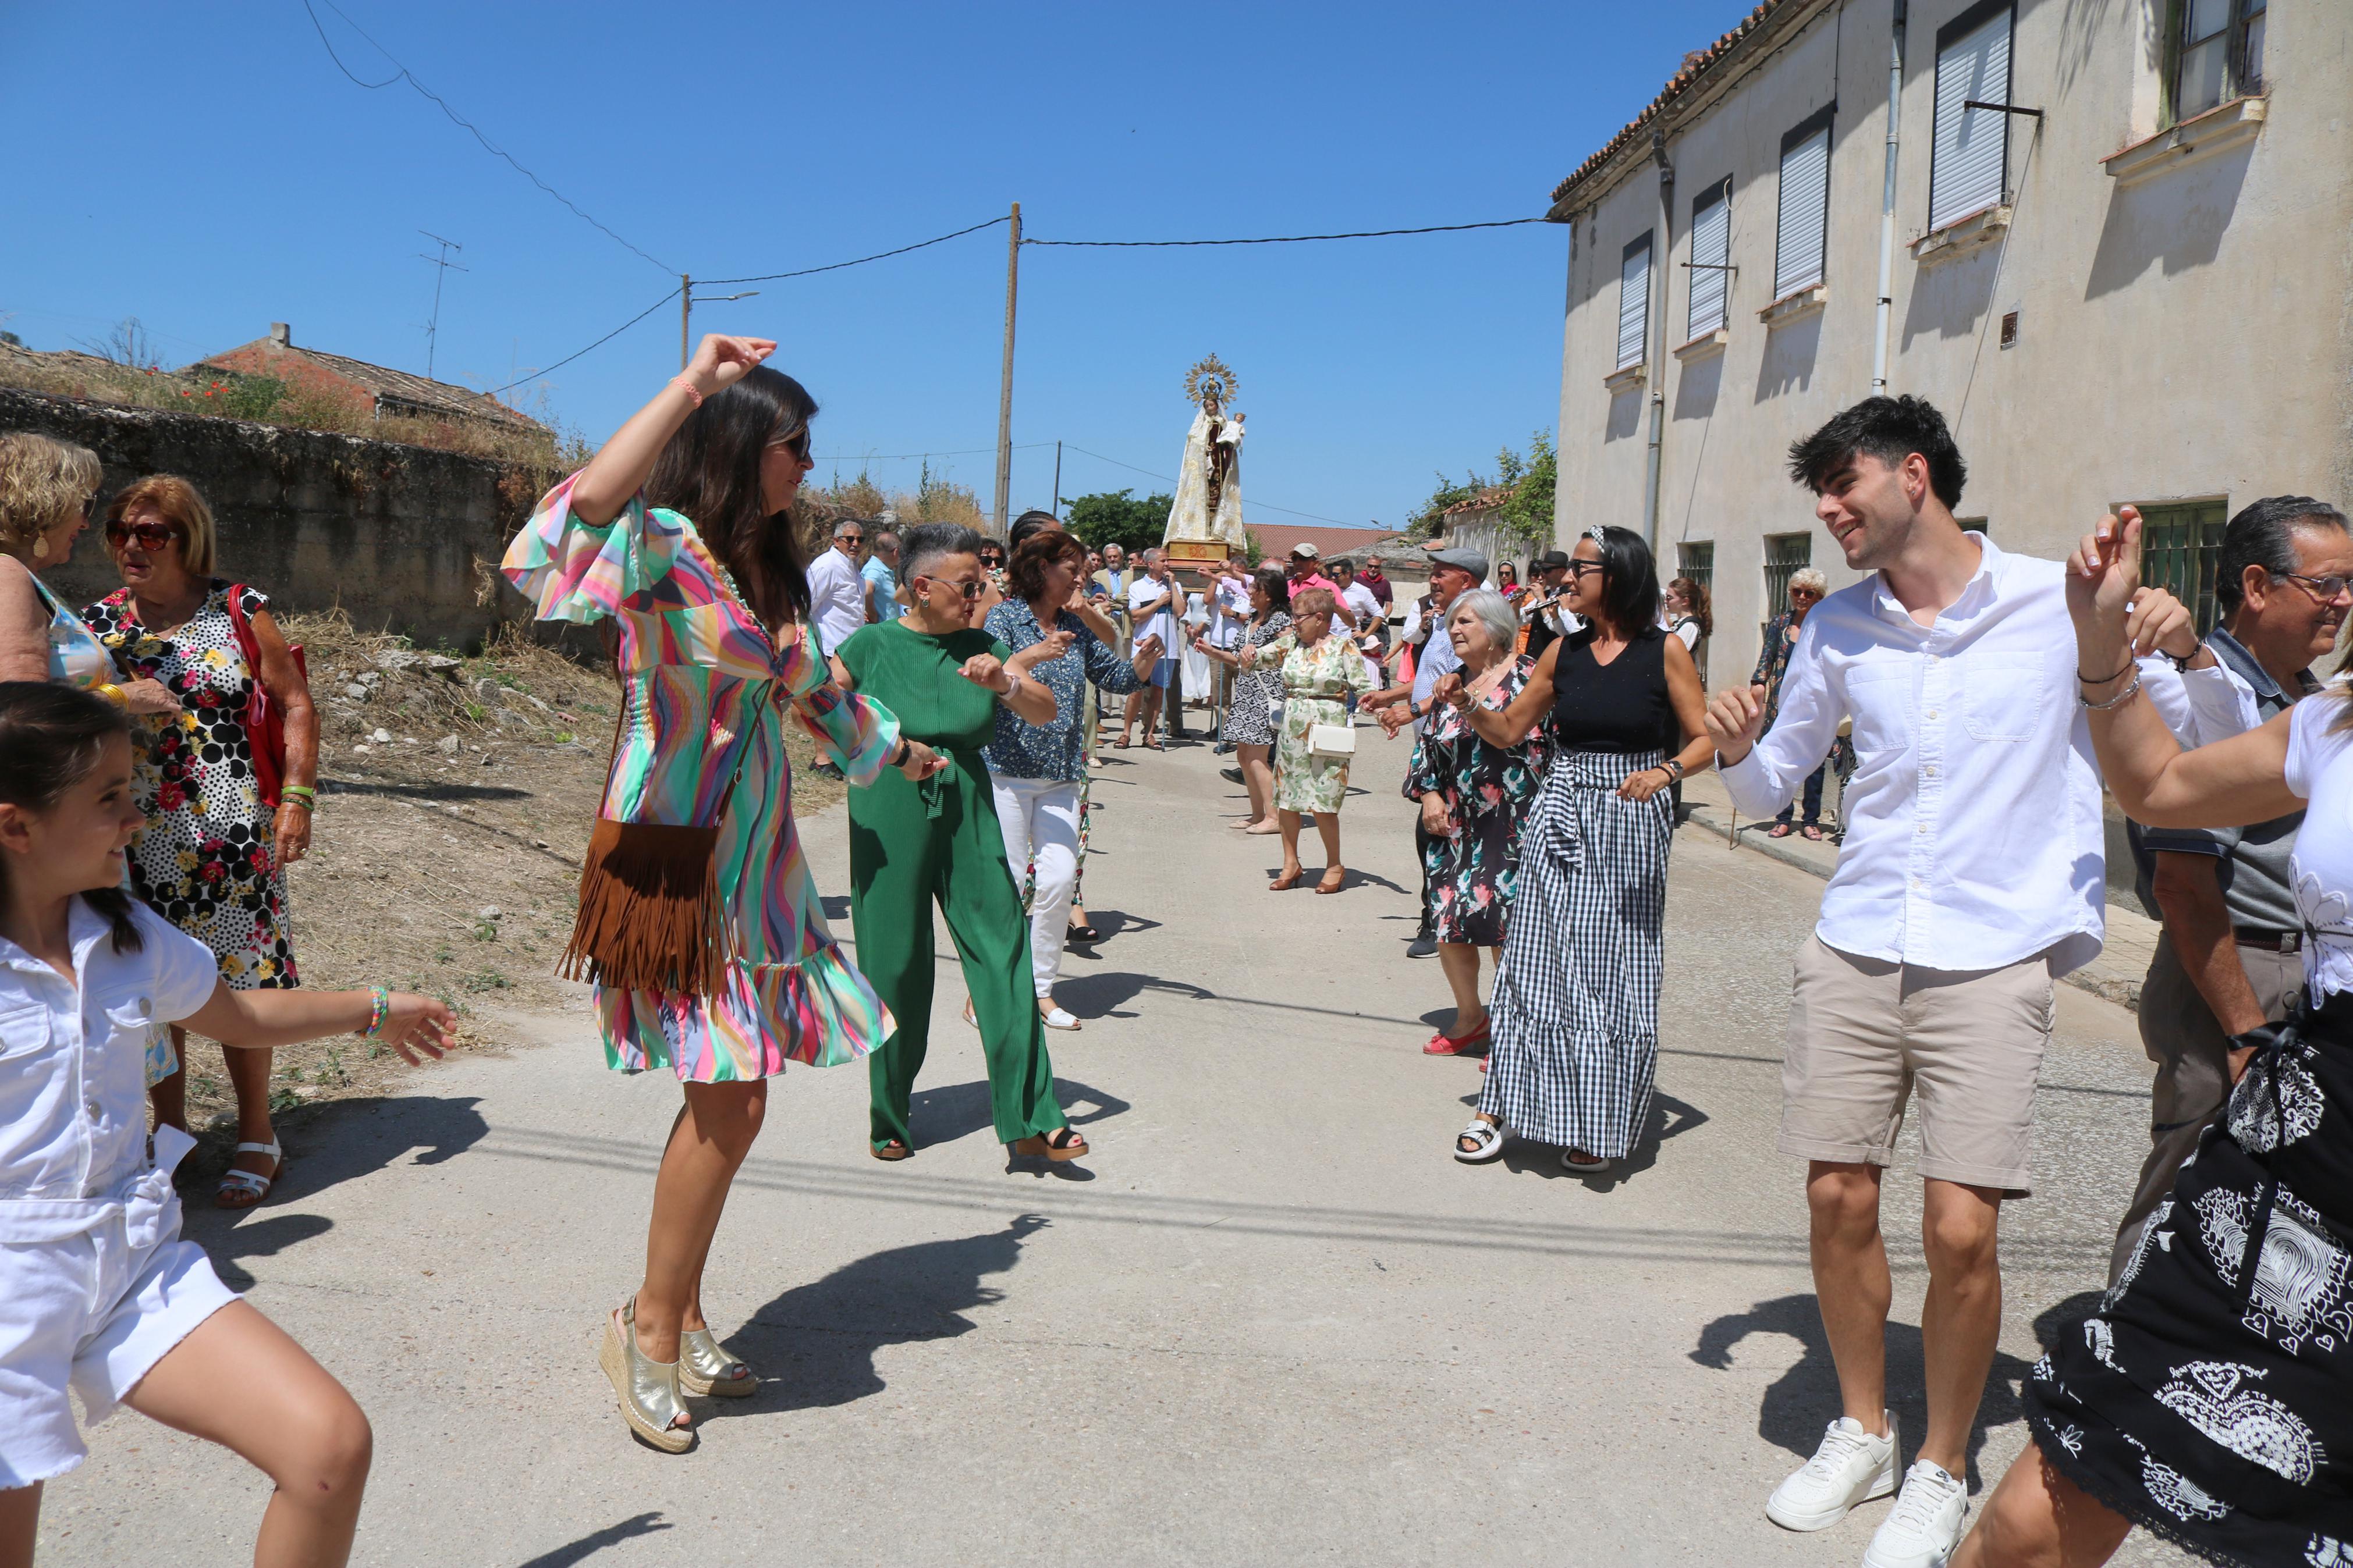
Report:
677,1328,758,1398
598,1302,693,1453
1010,1128,1089,1162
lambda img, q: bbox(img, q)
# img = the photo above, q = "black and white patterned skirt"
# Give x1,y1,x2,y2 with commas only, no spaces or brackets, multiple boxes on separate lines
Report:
2023,989,2353,1565
1477,749,1670,1158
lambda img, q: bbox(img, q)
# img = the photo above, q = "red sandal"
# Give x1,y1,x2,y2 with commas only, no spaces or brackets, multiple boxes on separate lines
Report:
1424,1021,1490,1055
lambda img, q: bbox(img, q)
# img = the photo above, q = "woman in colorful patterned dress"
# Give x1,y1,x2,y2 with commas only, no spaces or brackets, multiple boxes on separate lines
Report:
503,335,942,1455
1401,591,1552,1057
1195,564,1292,834
82,476,320,1211
1237,587,1374,894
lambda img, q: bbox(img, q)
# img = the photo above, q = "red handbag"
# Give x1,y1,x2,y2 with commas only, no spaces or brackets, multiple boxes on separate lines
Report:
222,585,304,810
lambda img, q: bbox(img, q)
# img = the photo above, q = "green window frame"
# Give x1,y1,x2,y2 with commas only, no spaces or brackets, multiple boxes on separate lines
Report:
1676,541,1715,599
1762,532,1812,632
2136,498,2230,635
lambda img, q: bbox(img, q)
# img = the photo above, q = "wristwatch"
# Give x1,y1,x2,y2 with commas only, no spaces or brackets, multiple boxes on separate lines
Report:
1661,758,1687,781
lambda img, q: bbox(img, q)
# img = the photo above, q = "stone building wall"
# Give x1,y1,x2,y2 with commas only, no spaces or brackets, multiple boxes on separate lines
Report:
2,387,540,649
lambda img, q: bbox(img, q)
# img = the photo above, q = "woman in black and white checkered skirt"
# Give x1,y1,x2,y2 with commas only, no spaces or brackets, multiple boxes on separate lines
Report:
1439,525,1713,1173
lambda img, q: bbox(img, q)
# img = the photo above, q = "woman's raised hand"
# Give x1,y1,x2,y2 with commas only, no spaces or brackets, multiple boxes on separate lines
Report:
2067,507,2144,669
1011,629,1076,671
957,652,1014,694
683,334,778,396
1431,671,1471,711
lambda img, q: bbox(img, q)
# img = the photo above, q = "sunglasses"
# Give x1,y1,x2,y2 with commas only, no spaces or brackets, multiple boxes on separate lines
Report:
837,534,865,545
915,575,983,601
106,519,179,551
767,429,811,461
1565,560,1607,577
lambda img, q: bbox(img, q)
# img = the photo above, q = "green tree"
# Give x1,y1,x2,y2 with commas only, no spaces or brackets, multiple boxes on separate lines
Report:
1063,489,1173,554
1497,430,1557,552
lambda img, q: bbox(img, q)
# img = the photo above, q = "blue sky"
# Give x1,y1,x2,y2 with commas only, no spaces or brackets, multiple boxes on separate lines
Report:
2,1,1747,531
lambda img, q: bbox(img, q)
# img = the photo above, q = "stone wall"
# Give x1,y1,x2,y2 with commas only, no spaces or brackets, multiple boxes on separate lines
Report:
3,387,540,649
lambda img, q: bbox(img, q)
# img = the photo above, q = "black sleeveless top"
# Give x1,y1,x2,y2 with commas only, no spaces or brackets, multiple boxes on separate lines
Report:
1548,627,1670,755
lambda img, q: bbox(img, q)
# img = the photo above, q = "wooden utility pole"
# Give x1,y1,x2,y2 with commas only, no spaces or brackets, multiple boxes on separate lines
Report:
1052,439,1063,518
993,202,1021,534
679,275,691,370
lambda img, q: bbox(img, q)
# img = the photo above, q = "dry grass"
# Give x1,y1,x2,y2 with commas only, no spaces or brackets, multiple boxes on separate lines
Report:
168,613,847,1188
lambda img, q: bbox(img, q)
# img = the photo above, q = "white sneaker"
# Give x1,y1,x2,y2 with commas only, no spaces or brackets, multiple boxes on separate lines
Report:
1765,1414,1898,1531
1862,1460,1969,1568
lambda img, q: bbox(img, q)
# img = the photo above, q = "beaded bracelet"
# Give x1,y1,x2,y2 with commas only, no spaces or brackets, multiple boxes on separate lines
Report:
669,375,704,408
357,986,391,1039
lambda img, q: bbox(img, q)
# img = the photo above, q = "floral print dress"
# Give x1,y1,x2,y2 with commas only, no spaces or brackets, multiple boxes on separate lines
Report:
1244,631,1374,816
82,582,299,990
1402,656,1552,947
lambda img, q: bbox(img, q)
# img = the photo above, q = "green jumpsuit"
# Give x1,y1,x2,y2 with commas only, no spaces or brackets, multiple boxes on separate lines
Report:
837,620,1068,1153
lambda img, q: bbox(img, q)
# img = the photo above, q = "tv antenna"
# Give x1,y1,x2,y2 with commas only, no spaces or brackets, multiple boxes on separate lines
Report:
417,230,469,382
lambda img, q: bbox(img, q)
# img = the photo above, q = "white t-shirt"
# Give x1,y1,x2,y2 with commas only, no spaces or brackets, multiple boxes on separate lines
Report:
2283,688,2353,1003
1127,574,1180,656
806,547,869,658
1340,581,1383,637
1205,577,1251,648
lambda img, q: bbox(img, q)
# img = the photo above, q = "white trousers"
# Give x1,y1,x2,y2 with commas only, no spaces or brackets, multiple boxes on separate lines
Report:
989,773,1083,998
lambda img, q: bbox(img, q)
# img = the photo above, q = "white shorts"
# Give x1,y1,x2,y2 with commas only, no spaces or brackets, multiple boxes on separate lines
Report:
0,1189,237,1487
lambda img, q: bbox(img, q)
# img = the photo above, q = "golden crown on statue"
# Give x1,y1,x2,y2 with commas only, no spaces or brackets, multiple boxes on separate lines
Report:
1183,353,1238,410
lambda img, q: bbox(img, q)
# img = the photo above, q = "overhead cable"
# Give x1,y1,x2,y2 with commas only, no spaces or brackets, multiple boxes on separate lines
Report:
487,287,679,397
300,0,675,276
698,216,1012,286
1024,217,1549,248
816,442,1053,463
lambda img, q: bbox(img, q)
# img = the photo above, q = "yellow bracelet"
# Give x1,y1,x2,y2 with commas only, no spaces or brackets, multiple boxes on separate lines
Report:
93,682,127,707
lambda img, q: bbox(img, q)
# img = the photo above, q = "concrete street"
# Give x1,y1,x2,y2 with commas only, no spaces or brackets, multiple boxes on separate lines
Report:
48,718,2193,1566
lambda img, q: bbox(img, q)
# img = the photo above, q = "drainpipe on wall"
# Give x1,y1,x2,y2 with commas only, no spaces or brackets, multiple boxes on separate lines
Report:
1871,0,1908,395
1642,127,1675,551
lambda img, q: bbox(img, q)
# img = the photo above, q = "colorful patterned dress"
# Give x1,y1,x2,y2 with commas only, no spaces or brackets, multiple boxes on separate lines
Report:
1244,631,1375,815
81,582,299,991
502,479,902,1080
1401,656,1552,947
1218,610,1293,747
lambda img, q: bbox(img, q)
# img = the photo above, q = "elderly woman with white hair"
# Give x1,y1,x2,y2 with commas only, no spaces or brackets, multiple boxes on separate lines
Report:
1401,589,1553,1055
1752,566,1830,840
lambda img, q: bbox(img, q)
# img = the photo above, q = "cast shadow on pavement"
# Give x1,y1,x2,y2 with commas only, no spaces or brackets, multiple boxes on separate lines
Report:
718,1214,1049,1416
180,1094,492,1281
906,1077,1130,1149
1472,1090,1710,1188
1688,1288,2092,1492
1059,970,1439,1032
513,1510,673,1567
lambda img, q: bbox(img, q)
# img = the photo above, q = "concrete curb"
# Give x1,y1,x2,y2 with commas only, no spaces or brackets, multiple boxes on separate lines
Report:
1680,803,2146,1014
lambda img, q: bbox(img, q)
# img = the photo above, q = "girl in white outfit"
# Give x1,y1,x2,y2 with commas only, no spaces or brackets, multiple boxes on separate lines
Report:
0,681,453,1567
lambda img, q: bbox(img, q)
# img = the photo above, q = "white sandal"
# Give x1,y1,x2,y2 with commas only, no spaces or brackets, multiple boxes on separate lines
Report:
214,1140,283,1209
1040,1005,1081,1032
1454,1121,1505,1164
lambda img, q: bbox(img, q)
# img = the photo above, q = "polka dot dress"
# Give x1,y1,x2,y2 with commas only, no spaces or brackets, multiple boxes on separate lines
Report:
83,582,300,990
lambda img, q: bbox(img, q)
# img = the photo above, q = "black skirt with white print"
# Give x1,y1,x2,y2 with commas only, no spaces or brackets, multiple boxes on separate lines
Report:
2023,988,2353,1565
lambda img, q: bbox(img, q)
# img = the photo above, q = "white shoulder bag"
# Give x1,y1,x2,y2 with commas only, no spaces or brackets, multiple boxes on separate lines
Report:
1308,720,1357,760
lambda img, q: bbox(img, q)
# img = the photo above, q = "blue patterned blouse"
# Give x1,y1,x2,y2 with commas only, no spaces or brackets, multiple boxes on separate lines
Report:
982,599,1142,782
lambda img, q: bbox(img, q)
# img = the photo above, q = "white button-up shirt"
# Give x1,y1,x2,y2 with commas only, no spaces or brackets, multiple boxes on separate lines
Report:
1720,534,2249,976
806,546,870,659
0,900,218,1239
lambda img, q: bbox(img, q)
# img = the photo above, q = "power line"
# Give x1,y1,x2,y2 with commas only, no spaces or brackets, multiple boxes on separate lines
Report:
486,287,679,397
299,0,674,276
815,443,1053,462
1057,445,1369,529
1024,217,1549,248
698,216,1011,286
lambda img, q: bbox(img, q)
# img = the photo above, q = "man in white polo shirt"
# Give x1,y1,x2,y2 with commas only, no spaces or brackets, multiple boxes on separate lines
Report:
1705,397,2243,1568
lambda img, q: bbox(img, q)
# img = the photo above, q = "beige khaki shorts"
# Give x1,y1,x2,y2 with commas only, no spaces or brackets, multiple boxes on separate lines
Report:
1778,936,2057,1196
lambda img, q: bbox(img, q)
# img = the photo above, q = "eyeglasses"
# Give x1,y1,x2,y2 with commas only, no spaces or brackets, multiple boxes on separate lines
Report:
915,575,983,601
105,519,179,551
837,533,865,545
767,429,811,461
1565,560,1607,577
1790,587,1823,601
2275,570,2353,605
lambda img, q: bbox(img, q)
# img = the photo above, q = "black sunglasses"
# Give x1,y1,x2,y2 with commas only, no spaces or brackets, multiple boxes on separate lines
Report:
106,518,179,551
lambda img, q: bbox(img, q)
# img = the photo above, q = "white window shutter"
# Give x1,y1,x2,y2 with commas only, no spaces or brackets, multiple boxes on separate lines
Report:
1688,182,1730,336
1617,234,1651,370
1930,5,2012,230
1774,124,1829,298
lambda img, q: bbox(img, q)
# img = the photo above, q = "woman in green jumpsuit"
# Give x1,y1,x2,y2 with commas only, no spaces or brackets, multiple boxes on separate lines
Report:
836,523,1088,1163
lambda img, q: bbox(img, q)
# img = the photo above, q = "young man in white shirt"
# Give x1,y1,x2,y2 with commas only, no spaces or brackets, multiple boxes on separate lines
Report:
1205,560,1252,751
1120,549,1181,748
1705,397,2238,1568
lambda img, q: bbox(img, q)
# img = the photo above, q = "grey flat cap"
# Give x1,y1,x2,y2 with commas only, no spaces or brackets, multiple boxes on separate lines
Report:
1426,546,1490,580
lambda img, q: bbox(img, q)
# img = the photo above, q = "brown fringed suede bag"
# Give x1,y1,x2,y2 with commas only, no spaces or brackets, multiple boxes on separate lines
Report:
556,679,751,1000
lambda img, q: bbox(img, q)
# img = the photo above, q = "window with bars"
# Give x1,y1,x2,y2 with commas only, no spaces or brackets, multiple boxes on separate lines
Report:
2170,0,2267,124
1762,532,1813,628
1617,233,1653,371
1676,541,1715,598
1774,106,1833,300
2138,498,2231,635
1929,0,2014,231
1687,179,1731,338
